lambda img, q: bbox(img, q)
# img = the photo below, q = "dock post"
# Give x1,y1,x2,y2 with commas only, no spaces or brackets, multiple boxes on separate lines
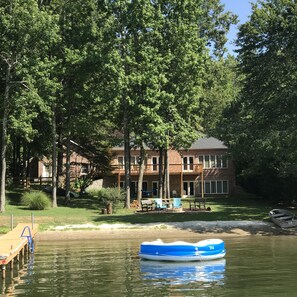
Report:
1,265,6,279
11,214,14,230
31,213,34,230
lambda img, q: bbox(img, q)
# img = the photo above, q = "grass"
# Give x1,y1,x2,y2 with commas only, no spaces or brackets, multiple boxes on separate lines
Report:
0,188,280,233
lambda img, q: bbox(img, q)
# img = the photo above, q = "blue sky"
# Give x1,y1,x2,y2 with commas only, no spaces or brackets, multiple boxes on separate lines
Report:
220,0,257,54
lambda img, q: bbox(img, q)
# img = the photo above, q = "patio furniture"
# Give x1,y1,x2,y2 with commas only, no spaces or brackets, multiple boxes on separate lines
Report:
172,197,182,209
189,198,206,210
154,198,168,210
141,199,154,212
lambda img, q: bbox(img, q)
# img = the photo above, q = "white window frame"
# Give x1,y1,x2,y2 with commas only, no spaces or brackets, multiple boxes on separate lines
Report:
183,156,194,171
183,181,195,197
117,156,124,169
198,155,228,169
152,181,159,197
42,163,52,177
198,180,229,194
152,156,159,172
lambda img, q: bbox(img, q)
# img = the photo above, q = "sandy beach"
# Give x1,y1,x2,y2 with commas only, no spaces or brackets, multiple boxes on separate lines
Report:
35,220,297,241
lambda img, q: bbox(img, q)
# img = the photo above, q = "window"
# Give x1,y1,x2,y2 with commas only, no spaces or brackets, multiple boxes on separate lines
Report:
183,156,194,171
118,156,124,169
198,155,228,169
211,181,216,193
131,181,148,198
152,181,158,197
42,163,52,177
80,163,89,175
183,181,195,197
205,181,211,194
152,156,159,171
198,180,229,194
118,156,143,170
210,155,216,168
130,156,138,170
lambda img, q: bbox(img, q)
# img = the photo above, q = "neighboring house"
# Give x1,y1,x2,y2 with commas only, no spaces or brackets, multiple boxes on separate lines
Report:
104,137,235,198
28,141,92,183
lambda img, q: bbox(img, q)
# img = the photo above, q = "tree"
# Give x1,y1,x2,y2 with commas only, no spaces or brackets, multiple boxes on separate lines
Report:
218,0,297,200
0,0,58,212
96,0,236,205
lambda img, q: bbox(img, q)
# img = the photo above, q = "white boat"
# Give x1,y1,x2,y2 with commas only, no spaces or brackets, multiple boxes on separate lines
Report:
139,238,226,262
269,209,297,228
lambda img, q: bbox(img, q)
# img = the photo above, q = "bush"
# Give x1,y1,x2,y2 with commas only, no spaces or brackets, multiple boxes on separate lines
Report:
87,187,125,213
21,191,51,210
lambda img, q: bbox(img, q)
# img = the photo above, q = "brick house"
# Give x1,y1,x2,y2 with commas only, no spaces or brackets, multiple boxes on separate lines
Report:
28,141,91,184
105,137,235,198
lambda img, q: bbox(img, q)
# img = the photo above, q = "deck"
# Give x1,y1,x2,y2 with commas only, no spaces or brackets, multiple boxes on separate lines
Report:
0,223,38,279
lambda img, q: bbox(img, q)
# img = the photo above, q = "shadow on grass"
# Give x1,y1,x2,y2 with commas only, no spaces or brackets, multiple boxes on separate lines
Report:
92,197,274,225
58,195,101,211
6,189,23,205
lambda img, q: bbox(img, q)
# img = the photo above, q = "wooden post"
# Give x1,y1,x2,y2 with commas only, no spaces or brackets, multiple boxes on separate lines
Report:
180,163,183,198
117,172,121,192
31,212,34,230
201,166,204,198
21,248,25,265
1,265,6,279
11,214,13,230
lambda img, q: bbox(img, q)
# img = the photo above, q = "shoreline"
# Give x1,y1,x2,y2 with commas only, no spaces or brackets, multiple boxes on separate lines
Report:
35,220,297,241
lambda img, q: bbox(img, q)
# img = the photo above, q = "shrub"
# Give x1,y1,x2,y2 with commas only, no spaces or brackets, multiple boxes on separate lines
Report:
87,187,125,213
21,191,51,210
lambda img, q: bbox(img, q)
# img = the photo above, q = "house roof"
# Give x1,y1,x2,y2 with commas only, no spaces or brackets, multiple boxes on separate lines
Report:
112,137,227,151
188,137,227,150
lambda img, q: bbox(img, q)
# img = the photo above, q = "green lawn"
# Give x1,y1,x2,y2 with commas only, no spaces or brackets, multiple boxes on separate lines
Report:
0,188,279,233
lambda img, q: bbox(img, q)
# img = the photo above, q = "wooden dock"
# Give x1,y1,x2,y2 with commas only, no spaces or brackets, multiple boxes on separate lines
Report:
0,223,38,279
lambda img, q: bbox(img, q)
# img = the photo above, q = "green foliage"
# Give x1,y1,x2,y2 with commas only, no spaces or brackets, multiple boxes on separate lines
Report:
74,176,92,194
0,0,238,211
87,187,126,210
217,0,297,200
21,191,51,210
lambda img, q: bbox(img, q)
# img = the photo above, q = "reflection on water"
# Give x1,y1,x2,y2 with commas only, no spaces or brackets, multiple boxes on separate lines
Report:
140,259,225,285
1,236,297,296
1,254,34,297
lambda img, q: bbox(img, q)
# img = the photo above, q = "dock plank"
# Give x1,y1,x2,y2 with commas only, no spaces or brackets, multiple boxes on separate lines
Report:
0,223,39,265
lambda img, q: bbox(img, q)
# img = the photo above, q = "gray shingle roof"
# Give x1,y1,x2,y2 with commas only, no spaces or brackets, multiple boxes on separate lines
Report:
189,137,227,149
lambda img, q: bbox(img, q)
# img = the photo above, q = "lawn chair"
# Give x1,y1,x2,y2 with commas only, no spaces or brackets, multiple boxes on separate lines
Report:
154,198,167,210
172,197,182,209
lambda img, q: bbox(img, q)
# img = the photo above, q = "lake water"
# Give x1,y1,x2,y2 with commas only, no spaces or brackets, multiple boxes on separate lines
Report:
1,235,297,296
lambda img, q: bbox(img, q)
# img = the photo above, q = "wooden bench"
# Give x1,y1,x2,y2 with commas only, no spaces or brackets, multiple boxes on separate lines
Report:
141,199,154,212
189,198,206,210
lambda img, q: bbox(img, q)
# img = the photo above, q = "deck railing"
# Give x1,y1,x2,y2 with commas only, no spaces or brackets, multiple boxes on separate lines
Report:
111,163,203,174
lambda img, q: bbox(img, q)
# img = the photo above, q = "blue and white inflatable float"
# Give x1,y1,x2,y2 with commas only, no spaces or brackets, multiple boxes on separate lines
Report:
139,238,226,261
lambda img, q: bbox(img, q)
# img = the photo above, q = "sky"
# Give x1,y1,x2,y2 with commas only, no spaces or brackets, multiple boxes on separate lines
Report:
220,0,257,54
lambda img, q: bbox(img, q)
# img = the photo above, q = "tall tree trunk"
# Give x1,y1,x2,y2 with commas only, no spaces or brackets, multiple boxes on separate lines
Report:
164,148,170,199
158,147,163,199
52,108,57,208
124,112,131,208
137,143,146,202
0,64,11,212
64,135,71,205
57,132,63,188
26,144,30,179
